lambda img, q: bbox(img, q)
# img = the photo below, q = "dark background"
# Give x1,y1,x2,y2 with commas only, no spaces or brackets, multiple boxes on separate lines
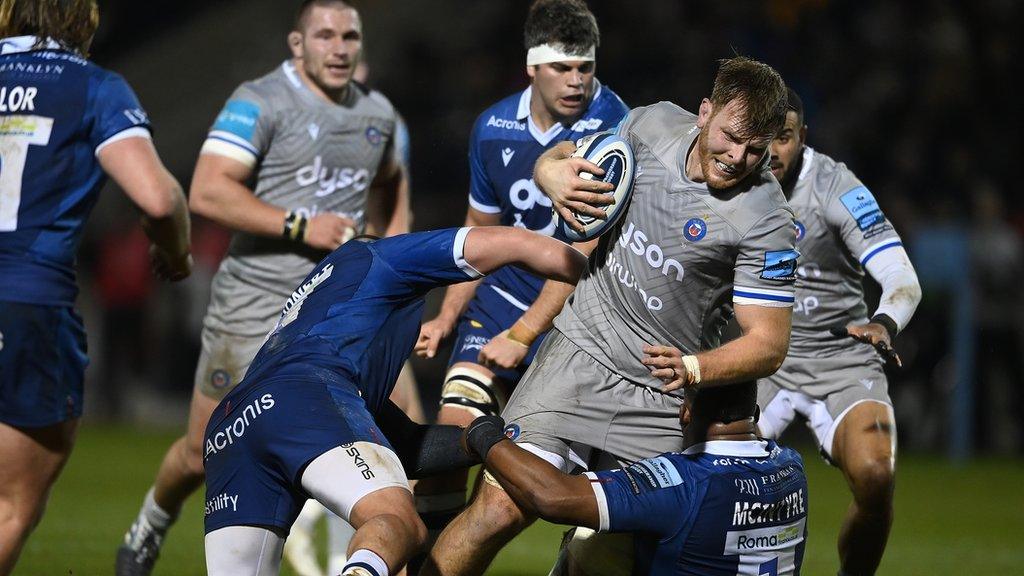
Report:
76,0,1023,456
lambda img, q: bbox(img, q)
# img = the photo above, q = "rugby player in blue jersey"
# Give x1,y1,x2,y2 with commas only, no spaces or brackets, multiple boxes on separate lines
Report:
461,380,808,576
203,226,586,576
0,1,192,573
413,0,627,538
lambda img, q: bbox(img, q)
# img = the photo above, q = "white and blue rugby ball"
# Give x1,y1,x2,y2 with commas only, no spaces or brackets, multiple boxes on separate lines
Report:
560,132,636,242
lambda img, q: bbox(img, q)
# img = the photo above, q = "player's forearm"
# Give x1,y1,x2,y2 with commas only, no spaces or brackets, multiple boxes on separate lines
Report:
189,171,287,237
510,280,576,346
695,328,790,387
141,185,191,260
485,441,599,529
366,164,406,237
864,246,922,333
434,280,481,326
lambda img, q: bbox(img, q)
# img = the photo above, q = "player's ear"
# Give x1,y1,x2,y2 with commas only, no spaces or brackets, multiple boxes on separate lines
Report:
287,31,304,59
526,65,537,81
696,98,713,129
798,124,808,146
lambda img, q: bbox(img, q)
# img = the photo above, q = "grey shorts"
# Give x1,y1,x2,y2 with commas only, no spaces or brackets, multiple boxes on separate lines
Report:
194,326,267,400
501,329,684,469
757,351,892,459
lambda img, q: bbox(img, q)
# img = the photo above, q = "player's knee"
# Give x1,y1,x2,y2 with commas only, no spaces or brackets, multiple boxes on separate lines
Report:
440,367,506,420
470,482,532,534
848,457,895,509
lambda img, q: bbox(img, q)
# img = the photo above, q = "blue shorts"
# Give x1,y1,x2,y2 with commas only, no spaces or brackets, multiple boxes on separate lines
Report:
448,285,546,384
0,301,88,427
203,376,392,534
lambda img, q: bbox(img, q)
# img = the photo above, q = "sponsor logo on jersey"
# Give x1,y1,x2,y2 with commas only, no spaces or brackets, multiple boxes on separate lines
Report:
0,85,37,112
296,156,371,197
341,442,376,480
794,220,805,241
308,123,320,140
860,379,874,390
485,115,526,131
618,222,685,282
570,117,603,132
204,492,239,516
725,520,804,553
213,100,260,141
277,263,334,329
503,423,521,440
840,186,886,231
501,147,515,166
761,250,799,281
0,61,65,76
365,125,383,145
683,217,707,242
628,457,684,489
204,393,276,459
731,488,806,527
508,178,557,236
210,369,232,390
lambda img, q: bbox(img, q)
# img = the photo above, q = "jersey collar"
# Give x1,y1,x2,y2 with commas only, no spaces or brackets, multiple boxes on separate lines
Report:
0,36,64,55
683,440,771,458
797,146,815,181
516,80,604,146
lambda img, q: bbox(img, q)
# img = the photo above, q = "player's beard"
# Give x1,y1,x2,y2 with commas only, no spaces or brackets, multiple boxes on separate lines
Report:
698,129,745,191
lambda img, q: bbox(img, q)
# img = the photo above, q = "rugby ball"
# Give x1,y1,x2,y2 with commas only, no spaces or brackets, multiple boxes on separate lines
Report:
559,133,636,242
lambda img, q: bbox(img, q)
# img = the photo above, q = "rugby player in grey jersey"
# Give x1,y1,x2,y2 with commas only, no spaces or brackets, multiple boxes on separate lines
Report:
757,89,921,576
117,2,409,575
424,57,798,576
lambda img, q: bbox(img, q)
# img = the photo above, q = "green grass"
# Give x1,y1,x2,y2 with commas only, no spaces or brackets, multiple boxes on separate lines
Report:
14,425,1024,575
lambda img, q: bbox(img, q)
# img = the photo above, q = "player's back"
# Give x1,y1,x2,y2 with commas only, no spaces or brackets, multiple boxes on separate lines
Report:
0,36,149,306
237,228,479,412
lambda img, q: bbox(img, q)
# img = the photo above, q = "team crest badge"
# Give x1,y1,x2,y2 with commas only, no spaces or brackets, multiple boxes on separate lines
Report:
211,369,231,390
365,126,383,145
683,218,707,242
794,220,806,241
503,423,521,440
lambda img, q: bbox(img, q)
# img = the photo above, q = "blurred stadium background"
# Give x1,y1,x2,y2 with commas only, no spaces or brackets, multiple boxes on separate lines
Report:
18,0,1023,573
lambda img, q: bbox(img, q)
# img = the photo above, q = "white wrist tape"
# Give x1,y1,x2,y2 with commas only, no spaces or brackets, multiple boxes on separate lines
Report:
526,43,595,66
682,355,701,387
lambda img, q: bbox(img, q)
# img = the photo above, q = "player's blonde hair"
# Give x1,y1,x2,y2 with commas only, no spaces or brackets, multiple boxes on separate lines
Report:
0,0,99,56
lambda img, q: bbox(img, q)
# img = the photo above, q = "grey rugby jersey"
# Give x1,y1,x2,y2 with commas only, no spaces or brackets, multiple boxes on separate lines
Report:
554,102,798,388
200,61,398,336
785,146,903,357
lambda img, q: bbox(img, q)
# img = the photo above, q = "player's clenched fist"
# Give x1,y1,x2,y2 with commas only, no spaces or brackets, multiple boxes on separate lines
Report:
415,316,455,359
304,213,357,251
478,329,529,370
149,245,193,282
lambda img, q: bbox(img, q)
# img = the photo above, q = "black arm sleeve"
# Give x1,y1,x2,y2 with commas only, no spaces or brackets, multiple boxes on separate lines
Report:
375,400,481,479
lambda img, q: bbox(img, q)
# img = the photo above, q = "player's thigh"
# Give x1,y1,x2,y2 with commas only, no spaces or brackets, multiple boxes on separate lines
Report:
830,400,897,481
0,419,78,514
205,525,284,576
301,442,413,526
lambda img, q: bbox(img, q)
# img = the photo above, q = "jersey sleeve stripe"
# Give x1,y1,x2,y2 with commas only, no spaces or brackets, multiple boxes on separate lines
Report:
207,130,260,156
733,287,795,306
94,126,152,156
859,240,903,266
467,194,502,214
454,227,484,279
200,139,258,169
584,472,611,532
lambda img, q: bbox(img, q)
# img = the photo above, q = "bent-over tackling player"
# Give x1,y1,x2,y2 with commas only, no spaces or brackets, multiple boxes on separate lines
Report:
757,88,921,576
203,226,588,576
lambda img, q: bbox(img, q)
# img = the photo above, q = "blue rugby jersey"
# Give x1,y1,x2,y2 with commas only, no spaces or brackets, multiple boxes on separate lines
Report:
238,228,481,413
586,440,808,575
468,82,627,309
0,36,151,306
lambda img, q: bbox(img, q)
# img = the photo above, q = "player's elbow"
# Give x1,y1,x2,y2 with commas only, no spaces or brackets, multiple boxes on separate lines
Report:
757,331,790,377
188,180,219,218
140,181,184,220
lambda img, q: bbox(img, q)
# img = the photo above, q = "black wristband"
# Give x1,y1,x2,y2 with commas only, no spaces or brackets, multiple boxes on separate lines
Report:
871,313,898,340
283,211,308,243
465,415,507,459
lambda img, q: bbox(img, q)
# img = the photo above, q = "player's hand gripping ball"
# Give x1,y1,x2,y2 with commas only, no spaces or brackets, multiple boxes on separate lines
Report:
559,133,636,241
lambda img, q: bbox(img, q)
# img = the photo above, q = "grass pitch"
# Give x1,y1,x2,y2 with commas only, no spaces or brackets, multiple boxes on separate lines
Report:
14,424,1024,575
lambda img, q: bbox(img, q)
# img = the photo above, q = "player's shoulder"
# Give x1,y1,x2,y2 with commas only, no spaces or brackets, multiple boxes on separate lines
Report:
766,440,806,470
230,62,294,105
801,146,863,200
360,83,398,116
472,90,528,139
623,101,697,139
710,169,792,238
586,81,629,122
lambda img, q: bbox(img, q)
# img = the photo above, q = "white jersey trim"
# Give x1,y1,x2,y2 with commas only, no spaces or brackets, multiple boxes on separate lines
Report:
583,471,611,532
468,194,501,214
733,285,795,307
489,285,530,312
94,126,152,156
200,138,258,169
858,238,903,266
454,227,484,279
682,440,770,458
796,146,815,182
